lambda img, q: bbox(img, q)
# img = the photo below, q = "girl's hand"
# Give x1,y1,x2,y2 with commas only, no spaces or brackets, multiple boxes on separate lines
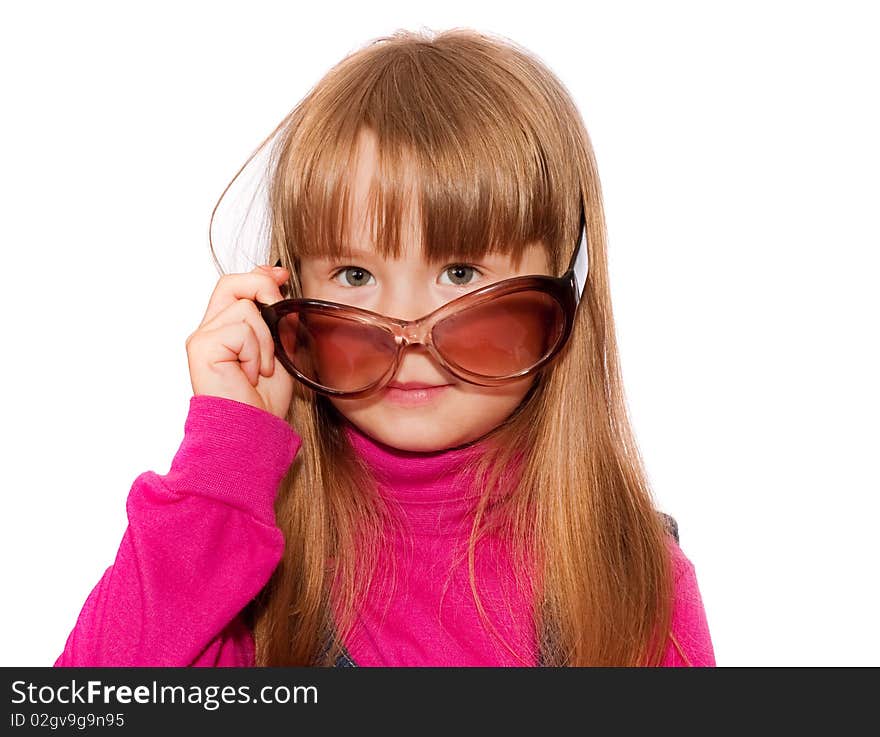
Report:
186,264,294,419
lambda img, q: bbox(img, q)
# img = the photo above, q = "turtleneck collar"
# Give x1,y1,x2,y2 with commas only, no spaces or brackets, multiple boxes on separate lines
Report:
342,419,514,538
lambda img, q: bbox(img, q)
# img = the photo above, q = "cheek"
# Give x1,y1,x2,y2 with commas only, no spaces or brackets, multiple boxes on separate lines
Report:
460,378,534,410
422,379,537,428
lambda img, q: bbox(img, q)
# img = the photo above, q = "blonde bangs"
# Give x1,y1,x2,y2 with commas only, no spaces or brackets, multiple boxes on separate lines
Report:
266,31,581,276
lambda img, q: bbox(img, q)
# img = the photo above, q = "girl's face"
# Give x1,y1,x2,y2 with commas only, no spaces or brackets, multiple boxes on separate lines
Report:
298,133,552,452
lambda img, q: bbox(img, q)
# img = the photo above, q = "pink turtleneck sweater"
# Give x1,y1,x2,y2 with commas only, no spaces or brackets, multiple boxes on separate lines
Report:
53,394,715,667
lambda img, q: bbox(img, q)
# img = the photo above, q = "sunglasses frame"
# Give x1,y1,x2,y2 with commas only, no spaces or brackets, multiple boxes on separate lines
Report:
256,209,590,398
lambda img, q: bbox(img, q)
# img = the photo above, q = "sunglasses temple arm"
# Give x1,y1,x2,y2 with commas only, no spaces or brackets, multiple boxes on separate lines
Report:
273,258,298,300
569,215,589,306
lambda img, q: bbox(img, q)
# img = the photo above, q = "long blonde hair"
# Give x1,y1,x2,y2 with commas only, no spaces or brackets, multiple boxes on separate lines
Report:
210,27,681,666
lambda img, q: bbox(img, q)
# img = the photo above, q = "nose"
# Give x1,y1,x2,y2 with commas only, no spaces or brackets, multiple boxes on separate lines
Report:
377,283,438,327
379,286,458,384
392,338,453,384
400,317,430,343
394,318,433,355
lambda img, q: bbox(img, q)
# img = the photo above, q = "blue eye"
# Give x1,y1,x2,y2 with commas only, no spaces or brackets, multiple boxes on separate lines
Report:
330,266,375,287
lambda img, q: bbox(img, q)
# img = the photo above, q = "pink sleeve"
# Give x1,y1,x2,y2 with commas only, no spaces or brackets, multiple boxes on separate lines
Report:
54,394,301,667
661,537,716,667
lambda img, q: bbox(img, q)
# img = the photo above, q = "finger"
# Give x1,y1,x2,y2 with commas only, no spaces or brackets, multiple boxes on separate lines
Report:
200,298,278,378
205,318,263,386
199,265,289,327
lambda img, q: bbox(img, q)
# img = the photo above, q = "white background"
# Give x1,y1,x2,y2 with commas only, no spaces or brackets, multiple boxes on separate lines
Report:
2,1,877,667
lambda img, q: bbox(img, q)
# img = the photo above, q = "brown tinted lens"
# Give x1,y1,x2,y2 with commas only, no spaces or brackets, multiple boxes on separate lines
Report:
432,290,564,377
277,308,397,393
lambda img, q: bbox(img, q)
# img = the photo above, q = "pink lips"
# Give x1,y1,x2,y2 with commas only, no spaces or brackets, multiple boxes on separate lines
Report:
388,381,442,390
384,381,451,406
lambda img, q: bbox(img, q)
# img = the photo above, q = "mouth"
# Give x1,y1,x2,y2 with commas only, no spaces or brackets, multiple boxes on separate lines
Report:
384,382,452,406
387,381,448,390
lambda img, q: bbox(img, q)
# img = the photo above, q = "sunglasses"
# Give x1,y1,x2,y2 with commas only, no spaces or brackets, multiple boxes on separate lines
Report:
256,210,589,398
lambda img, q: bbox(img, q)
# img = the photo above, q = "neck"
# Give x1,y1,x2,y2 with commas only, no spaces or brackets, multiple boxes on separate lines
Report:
341,420,516,538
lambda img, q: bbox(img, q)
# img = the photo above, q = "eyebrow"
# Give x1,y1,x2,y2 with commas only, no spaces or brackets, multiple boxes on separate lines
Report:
319,250,461,262
315,249,503,265
313,248,375,260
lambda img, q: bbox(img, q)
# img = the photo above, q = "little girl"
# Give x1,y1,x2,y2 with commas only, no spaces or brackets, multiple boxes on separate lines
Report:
55,28,714,667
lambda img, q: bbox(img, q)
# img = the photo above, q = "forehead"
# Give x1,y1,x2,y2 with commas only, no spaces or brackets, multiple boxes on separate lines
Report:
290,126,559,276
338,133,545,270
343,131,423,255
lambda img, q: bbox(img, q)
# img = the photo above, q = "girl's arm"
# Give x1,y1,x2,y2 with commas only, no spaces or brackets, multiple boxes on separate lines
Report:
662,537,716,666
53,394,301,667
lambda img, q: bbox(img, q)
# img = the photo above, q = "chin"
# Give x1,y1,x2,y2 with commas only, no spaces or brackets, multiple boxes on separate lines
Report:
329,387,530,453
335,407,475,453
367,421,465,453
